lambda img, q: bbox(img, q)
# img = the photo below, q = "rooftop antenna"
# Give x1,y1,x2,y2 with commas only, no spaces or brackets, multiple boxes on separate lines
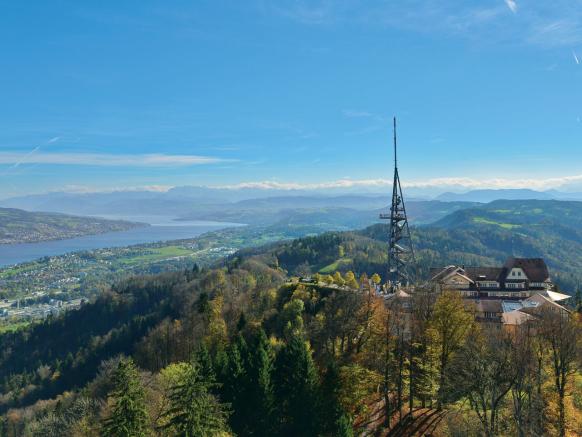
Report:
379,117,416,292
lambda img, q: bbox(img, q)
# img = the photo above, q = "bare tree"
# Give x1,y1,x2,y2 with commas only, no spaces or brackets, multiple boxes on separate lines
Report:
448,329,516,437
510,323,543,437
537,307,580,437
388,298,408,422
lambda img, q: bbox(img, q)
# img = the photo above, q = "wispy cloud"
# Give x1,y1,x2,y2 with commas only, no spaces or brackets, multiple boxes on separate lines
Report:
9,146,41,169
265,1,582,48
504,0,518,14
527,19,582,47
0,152,226,167
574,50,580,64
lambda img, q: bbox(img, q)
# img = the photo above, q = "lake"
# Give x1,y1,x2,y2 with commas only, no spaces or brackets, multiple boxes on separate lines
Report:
0,215,243,268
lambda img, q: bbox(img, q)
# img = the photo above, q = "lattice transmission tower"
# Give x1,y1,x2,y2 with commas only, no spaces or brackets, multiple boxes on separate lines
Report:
379,117,416,291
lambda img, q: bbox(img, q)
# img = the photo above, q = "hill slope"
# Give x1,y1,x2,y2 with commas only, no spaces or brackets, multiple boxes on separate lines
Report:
0,208,144,244
238,200,582,292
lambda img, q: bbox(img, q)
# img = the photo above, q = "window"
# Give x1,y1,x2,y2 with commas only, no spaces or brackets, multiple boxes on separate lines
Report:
477,281,498,288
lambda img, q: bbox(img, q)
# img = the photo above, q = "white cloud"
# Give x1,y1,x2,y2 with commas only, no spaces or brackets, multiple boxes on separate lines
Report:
218,174,582,191
574,50,580,64
62,184,174,193
220,179,392,190
504,0,518,14
0,152,225,167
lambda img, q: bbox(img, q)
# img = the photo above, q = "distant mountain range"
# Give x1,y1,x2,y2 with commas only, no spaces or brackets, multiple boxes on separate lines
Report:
3,186,582,217
0,187,476,229
436,188,582,202
3,186,582,240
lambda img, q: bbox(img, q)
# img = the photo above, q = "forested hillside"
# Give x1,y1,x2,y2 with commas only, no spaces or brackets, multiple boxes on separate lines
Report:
1,254,580,436
0,208,143,244
1,199,582,436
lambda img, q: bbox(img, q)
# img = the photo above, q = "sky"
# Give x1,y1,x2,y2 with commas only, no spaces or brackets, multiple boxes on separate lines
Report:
0,0,582,198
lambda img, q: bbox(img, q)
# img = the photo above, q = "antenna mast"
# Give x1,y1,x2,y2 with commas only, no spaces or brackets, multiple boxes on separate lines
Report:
393,116,397,167
379,117,416,292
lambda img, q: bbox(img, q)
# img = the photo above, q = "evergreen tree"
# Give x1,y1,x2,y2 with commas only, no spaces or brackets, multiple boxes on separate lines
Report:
221,334,249,433
162,362,230,437
320,361,353,436
101,358,149,437
274,334,321,436
245,329,276,436
194,343,215,383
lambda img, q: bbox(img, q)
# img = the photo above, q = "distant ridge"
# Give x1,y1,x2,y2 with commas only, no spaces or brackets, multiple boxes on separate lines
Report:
436,189,555,203
0,207,144,244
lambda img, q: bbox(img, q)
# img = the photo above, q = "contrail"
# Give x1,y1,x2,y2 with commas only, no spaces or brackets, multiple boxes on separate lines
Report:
10,145,41,169
574,51,580,65
5,136,60,171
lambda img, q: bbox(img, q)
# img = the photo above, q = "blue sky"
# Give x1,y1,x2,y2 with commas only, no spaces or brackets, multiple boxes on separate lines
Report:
1,0,581,198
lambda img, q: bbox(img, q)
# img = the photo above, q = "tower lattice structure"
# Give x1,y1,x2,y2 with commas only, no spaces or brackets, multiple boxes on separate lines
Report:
379,117,416,291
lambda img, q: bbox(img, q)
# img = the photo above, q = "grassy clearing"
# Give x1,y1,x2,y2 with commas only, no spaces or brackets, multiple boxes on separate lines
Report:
472,217,521,229
117,246,194,265
319,258,353,273
0,263,40,279
0,320,30,334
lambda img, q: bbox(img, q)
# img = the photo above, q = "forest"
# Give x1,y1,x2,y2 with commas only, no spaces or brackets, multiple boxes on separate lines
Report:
0,224,581,436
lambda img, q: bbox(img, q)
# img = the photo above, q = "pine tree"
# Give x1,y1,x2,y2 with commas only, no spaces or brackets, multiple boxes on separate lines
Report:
101,358,149,437
162,362,230,437
193,343,215,383
245,329,276,436
221,334,249,434
320,361,353,436
274,334,321,436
